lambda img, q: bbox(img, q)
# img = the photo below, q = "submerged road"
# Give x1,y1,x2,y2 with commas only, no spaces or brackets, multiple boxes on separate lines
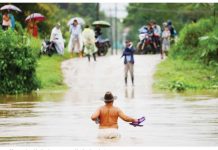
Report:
0,54,217,146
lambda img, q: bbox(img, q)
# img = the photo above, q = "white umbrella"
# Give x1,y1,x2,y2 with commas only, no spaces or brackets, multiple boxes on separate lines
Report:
67,17,85,26
0,4,22,12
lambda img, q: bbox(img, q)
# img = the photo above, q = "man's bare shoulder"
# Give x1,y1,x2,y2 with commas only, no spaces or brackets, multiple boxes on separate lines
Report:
112,106,121,111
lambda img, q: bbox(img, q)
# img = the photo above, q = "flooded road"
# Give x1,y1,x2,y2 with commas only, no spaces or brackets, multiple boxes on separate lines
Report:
0,55,218,146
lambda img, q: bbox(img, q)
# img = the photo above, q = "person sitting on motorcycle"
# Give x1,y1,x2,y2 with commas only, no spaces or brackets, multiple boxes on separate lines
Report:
147,22,157,50
150,20,161,47
138,25,148,45
94,25,102,41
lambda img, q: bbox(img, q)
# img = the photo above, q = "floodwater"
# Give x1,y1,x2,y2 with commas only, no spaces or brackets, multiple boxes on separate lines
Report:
0,55,217,146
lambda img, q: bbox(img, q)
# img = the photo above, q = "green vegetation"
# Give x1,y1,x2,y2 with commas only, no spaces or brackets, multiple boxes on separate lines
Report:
26,32,71,91
154,58,218,92
154,18,218,92
0,3,106,43
0,3,105,94
0,29,39,94
124,3,218,44
36,52,71,91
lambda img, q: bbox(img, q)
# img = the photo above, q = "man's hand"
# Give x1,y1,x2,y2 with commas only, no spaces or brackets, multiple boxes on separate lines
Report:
132,119,138,123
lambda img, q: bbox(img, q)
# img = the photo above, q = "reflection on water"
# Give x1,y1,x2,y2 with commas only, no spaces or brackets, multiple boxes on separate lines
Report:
0,55,217,146
0,136,42,145
125,87,135,99
0,89,217,146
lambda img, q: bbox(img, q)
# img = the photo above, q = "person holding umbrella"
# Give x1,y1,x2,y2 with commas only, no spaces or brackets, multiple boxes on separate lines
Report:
27,21,38,38
2,11,11,30
25,13,45,38
82,25,97,62
0,4,22,31
68,19,83,58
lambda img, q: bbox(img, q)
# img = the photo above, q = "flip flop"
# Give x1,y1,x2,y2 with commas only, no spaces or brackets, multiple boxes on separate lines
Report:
129,116,145,127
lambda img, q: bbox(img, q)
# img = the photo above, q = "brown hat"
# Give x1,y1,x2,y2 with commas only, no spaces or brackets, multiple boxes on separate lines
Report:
102,91,117,102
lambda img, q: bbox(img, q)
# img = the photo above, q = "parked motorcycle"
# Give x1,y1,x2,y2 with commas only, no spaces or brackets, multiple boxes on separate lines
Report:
95,37,111,56
92,20,111,56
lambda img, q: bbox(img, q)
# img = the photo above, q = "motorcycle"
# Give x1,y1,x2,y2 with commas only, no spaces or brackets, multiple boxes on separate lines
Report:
92,20,111,56
136,26,161,54
95,36,111,56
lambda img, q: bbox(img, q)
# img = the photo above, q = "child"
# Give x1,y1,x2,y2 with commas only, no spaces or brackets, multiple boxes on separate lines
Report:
161,26,171,59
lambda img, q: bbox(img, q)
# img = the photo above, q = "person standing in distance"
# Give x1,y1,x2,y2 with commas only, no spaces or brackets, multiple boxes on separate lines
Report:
121,40,135,86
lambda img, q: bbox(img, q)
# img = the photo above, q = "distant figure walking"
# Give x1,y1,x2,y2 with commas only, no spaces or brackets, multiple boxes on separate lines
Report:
82,25,97,62
121,40,135,86
91,91,137,139
68,19,83,58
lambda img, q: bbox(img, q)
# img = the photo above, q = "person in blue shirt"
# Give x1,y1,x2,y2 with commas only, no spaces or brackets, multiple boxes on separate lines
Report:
121,40,135,86
9,12,15,31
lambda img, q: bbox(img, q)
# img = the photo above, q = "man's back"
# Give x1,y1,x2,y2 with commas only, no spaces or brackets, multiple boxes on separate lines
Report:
91,92,137,139
93,104,136,129
99,105,119,129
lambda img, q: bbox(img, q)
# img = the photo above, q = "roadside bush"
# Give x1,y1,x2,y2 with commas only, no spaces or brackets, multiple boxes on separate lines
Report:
199,27,218,65
27,36,42,57
177,19,213,48
15,22,25,35
169,80,186,92
0,29,40,94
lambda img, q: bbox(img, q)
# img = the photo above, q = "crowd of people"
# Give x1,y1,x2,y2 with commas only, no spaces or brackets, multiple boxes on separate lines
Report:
0,12,99,62
138,19,177,59
45,19,99,62
1,12,174,139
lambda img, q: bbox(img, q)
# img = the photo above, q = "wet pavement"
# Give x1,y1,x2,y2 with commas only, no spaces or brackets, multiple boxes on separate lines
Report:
0,55,217,146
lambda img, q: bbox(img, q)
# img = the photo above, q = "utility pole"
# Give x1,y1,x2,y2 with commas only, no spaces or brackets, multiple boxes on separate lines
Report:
96,3,99,20
115,3,118,55
110,8,114,55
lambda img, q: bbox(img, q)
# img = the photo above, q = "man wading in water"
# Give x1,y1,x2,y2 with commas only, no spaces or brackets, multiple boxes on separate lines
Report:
91,91,138,139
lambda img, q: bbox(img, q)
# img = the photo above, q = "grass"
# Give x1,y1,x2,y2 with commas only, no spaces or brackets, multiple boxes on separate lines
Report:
36,49,72,91
153,57,218,94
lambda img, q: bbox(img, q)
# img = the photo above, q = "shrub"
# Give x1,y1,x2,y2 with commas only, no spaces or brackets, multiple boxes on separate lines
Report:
15,22,25,35
169,80,186,92
177,18,213,48
27,36,42,58
170,18,215,61
0,29,40,94
199,27,218,65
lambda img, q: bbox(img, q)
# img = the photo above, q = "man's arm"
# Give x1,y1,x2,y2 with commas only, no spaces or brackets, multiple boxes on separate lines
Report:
118,108,137,122
91,108,100,121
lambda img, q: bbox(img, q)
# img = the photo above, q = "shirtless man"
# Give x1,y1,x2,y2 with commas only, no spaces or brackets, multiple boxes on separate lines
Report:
91,91,138,139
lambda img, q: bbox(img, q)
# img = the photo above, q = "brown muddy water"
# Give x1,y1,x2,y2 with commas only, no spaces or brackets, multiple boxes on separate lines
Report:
0,55,217,146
